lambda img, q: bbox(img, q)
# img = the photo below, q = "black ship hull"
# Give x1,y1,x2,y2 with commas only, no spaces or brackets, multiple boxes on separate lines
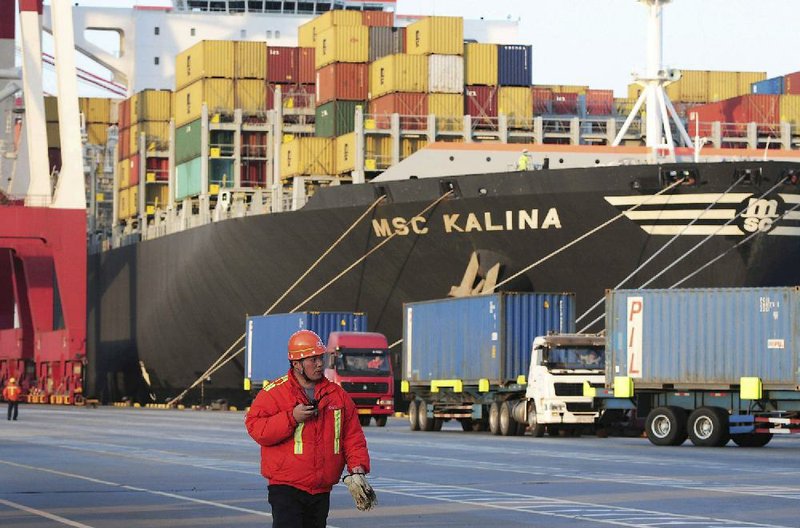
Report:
87,161,800,404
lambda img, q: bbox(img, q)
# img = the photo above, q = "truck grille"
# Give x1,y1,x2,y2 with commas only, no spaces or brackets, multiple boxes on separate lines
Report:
352,397,379,406
341,382,388,393
566,402,594,413
554,383,584,396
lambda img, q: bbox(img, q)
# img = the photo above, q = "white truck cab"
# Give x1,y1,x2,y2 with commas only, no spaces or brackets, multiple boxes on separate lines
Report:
521,333,606,436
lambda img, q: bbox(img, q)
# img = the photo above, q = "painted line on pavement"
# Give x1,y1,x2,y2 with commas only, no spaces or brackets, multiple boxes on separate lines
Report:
0,498,96,528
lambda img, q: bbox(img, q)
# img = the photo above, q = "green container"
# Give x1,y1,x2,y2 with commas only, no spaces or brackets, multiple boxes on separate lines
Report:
175,119,202,165
176,157,202,200
209,158,234,188
314,100,363,138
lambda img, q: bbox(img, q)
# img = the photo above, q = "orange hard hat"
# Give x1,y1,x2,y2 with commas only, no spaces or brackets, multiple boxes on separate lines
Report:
288,330,326,361
8,377,15,384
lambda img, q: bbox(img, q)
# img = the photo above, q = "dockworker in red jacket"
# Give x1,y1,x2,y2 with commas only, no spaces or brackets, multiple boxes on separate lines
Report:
3,377,21,421
245,329,371,528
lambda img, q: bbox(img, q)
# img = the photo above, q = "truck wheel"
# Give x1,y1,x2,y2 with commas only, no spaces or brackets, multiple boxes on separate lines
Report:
645,406,687,446
375,416,388,427
687,407,730,447
499,401,517,436
359,416,371,427
418,399,434,431
408,400,420,431
731,432,772,447
471,417,487,432
433,419,444,431
527,403,546,438
459,418,473,432
488,402,501,435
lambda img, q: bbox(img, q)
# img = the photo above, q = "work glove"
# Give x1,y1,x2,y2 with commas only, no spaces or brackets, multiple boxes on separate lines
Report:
342,472,377,511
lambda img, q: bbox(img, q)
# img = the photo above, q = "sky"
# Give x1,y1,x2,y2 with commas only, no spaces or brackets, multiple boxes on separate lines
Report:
48,0,800,96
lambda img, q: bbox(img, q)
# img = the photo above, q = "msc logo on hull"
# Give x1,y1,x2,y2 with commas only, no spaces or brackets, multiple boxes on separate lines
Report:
604,193,800,236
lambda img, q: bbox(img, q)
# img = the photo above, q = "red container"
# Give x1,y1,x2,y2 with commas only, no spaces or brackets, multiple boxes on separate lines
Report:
586,89,613,115
465,85,497,126
145,156,169,181
298,47,315,84
531,87,552,114
267,83,315,110
241,160,267,187
785,71,800,95
242,131,268,158
552,92,578,114
267,46,298,83
129,154,140,187
316,63,369,105
119,99,130,129
687,101,723,137
688,95,780,136
118,127,130,161
362,11,394,27
369,92,428,130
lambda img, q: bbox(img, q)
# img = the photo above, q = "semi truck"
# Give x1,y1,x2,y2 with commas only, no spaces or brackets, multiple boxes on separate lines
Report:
244,312,394,426
401,292,606,436
593,287,800,447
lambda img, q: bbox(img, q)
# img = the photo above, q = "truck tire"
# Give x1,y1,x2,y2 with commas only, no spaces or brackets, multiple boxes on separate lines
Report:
499,401,517,436
459,418,473,431
418,399,434,431
527,402,546,438
359,415,371,427
645,406,687,446
472,417,487,432
731,432,772,447
375,416,388,427
687,407,730,447
433,419,444,431
488,402,501,435
408,400,420,431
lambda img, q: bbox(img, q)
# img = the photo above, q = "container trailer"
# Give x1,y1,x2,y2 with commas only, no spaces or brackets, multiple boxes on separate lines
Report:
401,292,606,436
595,287,800,447
244,312,393,426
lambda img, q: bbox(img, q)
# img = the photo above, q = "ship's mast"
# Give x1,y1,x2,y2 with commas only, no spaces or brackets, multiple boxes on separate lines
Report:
613,0,691,157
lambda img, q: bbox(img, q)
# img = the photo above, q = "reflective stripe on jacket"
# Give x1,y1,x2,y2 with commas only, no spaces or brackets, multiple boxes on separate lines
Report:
245,369,370,494
2,384,21,402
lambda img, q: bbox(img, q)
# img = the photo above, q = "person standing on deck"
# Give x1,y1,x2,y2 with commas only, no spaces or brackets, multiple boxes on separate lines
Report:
3,378,21,421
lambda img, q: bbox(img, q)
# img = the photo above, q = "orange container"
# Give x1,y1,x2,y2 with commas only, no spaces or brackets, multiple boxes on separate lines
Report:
316,63,369,105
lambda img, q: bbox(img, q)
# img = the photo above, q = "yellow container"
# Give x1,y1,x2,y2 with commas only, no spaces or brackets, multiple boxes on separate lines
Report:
175,40,235,90
281,137,335,178
128,186,139,218
130,121,170,155
46,122,60,147
369,54,428,98
780,95,800,125
315,26,369,69
298,10,362,48
534,84,589,95
428,93,464,132
145,184,170,210
498,86,532,128
335,132,356,174
45,96,59,122
131,90,172,123
400,137,427,160
117,159,131,189
708,71,740,102
464,43,497,86
615,97,642,116
174,78,235,127
118,186,138,219
666,70,708,103
738,71,767,96
86,123,109,145
235,79,267,114
627,83,642,101
80,97,112,123
235,41,267,79
365,136,392,170
406,16,463,56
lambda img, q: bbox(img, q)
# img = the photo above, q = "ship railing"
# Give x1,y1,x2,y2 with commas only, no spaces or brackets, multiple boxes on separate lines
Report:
364,153,392,171
470,115,499,132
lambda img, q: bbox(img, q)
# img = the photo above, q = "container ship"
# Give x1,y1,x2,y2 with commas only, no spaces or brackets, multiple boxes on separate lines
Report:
4,0,800,406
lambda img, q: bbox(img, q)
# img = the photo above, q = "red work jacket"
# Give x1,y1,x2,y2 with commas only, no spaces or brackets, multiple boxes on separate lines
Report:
2,383,21,402
245,369,370,494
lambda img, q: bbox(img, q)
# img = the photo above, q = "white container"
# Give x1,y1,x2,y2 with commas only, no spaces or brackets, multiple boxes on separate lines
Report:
428,54,464,94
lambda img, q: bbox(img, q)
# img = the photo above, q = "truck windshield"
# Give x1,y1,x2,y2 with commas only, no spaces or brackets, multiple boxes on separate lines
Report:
336,349,391,376
545,347,605,369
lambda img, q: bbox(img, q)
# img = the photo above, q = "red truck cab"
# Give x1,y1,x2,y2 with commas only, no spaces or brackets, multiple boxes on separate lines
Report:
324,331,394,427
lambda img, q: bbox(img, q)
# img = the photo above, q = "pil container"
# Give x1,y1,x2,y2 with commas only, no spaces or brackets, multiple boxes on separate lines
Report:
606,287,800,389
245,312,368,384
497,45,532,87
403,292,575,385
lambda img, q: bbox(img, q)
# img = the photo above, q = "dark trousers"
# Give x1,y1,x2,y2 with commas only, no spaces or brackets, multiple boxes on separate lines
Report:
268,484,330,528
7,401,18,420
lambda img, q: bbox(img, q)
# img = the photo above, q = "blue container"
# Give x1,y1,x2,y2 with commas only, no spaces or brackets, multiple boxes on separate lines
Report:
403,292,575,384
246,312,368,384
497,45,532,87
751,76,784,95
606,287,800,389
